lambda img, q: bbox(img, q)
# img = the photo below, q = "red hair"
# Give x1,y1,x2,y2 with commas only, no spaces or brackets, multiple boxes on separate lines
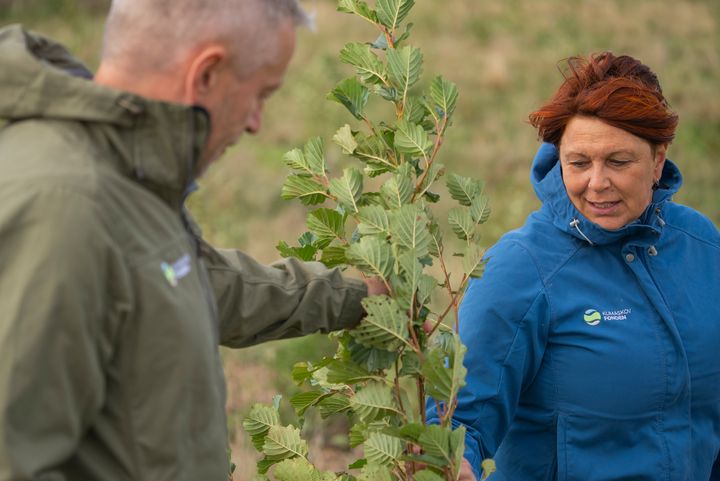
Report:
529,52,678,146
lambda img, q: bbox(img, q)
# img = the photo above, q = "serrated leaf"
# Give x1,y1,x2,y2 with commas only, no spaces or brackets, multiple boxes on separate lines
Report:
276,241,317,261
328,77,370,120
422,335,467,403
470,194,491,224
273,457,336,481
317,394,352,419
446,173,483,206
413,470,445,481
448,207,475,240
418,425,452,465
428,222,443,258
430,75,459,120
451,426,467,478
357,205,390,235
290,390,330,416
416,274,436,306
364,432,403,467
398,350,421,376
394,119,433,156
349,458,368,469
350,425,369,448
353,134,394,176
376,0,415,31
257,458,279,475
282,175,327,205
312,367,347,391
337,0,377,24
349,339,399,372
243,404,280,438
333,124,359,155
329,168,363,213
352,295,410,351
320,246,348,268
283,137,326,176
307,209,346,249
350,382,397,422
359,464,393,481
326,359,376,384
462,243,486,278
346,236,393,279
340,42,387,85
386,46,423,100
417,162,445,198
402,95,427,124
380,172,413,209
263,425,308,461
292,362,312,386
389,204,431,257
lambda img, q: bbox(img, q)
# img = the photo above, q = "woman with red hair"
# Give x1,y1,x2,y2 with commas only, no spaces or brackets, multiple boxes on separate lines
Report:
436,53,720,480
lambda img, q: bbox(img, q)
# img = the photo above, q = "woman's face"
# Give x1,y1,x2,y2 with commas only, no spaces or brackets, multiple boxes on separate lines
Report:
559,116,666,230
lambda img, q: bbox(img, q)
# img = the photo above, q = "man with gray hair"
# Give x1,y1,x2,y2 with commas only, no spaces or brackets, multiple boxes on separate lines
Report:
0,1,384,480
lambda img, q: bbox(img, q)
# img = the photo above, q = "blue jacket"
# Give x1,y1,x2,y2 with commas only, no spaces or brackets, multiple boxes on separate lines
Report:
442,143,720,480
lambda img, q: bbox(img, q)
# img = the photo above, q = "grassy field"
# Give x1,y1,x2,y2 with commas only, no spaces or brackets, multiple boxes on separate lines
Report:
3,0,718,478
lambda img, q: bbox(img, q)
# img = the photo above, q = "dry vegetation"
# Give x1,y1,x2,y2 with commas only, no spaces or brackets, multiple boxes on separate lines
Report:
3,1,718,479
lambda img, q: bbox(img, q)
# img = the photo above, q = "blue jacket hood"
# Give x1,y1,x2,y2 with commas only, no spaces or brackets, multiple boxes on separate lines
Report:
530,142,683,246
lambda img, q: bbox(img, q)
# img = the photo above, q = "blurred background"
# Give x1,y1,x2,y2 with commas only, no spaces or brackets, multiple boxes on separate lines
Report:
3,0,718,478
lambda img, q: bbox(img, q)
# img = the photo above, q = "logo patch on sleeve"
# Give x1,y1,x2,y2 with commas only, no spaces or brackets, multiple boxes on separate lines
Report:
161,253,192,287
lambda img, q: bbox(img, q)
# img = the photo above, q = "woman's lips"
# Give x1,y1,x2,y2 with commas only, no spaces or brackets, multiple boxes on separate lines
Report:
587,200,620,214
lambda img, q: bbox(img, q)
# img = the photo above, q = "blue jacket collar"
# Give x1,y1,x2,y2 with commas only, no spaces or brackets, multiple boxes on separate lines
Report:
530,142,683,246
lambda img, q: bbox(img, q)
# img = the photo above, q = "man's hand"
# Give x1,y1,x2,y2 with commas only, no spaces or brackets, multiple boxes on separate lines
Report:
459,458,479,481
363,276,388,297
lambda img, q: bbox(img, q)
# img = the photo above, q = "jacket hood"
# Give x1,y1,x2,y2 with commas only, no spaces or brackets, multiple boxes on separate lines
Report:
530,142,683,246
0,24,209,208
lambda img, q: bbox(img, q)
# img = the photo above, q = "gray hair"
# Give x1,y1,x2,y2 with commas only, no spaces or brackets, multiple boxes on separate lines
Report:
101,0,310,76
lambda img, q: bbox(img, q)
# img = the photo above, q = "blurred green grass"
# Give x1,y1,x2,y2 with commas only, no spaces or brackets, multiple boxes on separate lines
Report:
4,1,718,476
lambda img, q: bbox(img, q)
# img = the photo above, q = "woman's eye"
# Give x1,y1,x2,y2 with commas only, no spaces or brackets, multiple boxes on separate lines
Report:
608,159,629,167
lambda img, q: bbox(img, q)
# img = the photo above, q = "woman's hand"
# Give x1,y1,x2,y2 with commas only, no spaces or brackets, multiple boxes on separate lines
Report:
363,276,389,296
458,458,478,481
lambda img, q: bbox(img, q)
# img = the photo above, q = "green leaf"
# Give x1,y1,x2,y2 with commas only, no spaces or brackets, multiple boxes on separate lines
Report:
291,362,313,385
416,274,436,306
363,432,403,467
357,205,390,235
348,457,368,469
448,207,475,240
326,359,376,384
418,425,452,465
317,394,352,419
380,172,413,209
394,119,433,156
276,241,317,261
262,425,308,461
376,0,415,31
462,243,486,278
350,425,368,448
350,382,397,422
446,173,483,206
389,204,431,257
307,208,346,249
337,0,377,24
422,335,467,403
290,390,330,416
428,221,443,258
430,75,459,120
243,404,280,437
283,137,326,176
333,124,359,155
470,194,491,224
386,46,423,100
329,168,363,213
340,42,387,85
282,175,327,205
358,464,393,481
451,426,467,478
346,236,393,279
354,134,394,176
413,470,445,481
352,295,410,351
320,246,348,268
417,162,444,198
398,350,421,376
273,457,336,481
403,96,427,124
349,339,399,372
328,77,370,120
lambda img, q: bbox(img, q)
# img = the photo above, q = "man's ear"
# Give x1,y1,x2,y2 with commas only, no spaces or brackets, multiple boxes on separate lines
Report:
182,44,229,105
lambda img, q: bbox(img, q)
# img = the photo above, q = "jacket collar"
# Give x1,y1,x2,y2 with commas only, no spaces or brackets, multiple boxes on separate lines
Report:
531,142,683,246
0,24,209,209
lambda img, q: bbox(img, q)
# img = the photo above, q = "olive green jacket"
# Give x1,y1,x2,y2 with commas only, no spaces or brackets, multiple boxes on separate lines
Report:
0,25,366,481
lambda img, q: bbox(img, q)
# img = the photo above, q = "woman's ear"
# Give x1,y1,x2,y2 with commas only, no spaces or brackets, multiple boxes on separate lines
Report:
653,143,668,181
181,44,229,105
